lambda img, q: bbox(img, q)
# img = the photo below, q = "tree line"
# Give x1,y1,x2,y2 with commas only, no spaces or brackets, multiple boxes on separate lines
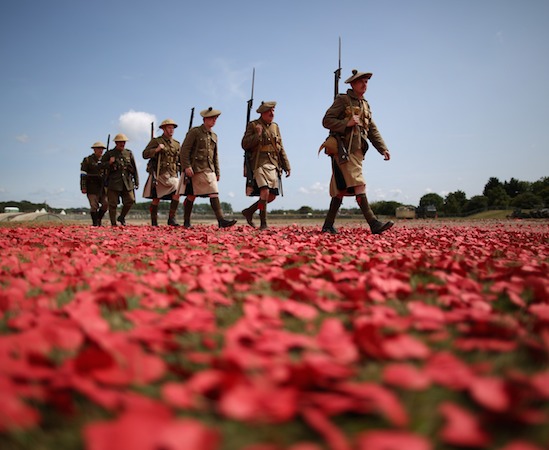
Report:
3,176,548,218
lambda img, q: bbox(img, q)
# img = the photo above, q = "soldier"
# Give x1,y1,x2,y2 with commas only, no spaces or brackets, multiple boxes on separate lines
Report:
101,133,139,226
321,69,394,235
178,107,237,229
80,141,108,226
142,119,181,226
241,101,291,230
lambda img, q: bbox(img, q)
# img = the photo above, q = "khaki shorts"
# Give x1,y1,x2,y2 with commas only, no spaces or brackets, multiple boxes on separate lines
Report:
178,170,218,196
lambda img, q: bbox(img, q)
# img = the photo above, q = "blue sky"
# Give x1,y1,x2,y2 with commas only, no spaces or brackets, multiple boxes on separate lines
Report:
1,0,548,211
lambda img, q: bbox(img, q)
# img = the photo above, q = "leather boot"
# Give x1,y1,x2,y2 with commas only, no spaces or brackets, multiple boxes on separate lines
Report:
210,197,237,228
356,193,394,234
150,204,158,226
109,209,117,226
90,211,98,226
167,199,180,226
96,209,106,226
242,200,259,228
183,199,193,228
118,203,132,226
321,197,342,234
258,200,268,230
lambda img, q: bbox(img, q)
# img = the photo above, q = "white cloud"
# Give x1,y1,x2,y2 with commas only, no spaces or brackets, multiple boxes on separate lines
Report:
16,134,29,143
299,181,328,195
118,110,156,143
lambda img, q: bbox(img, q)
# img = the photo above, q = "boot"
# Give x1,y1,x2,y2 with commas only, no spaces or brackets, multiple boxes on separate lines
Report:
167,199,180,226
241,200,259,228
118,202,132,226
210,197,237,228
183,198,193,228
258,199,268,230
356,193,394,235
109,209,117,226
321,197,342,234
150,204,158,226
96,209,106,227
90,211,98,226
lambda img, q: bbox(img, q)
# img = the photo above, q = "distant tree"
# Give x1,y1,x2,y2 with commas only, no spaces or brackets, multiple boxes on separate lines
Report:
531,177,549,195
510,192,544,209
371,201,402,216
221,202,233,214
483,177,502,196
444,190,468,215
463,195,488,214
503,177,530,198
297,206,314,215
419,193,444,211
486,185,511,208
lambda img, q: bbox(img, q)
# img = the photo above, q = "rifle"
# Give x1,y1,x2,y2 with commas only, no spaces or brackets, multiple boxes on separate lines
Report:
188,107,195,131
244,68,257,194
182,108,194,185
333,37,349,164
102,134,111,187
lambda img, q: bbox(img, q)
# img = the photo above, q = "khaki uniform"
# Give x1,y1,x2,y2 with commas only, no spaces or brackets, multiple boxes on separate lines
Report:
323,88,389,197
241,118,291,196
178,124,220,196
142,135,181,199
80,153,107,208
101,147,139,224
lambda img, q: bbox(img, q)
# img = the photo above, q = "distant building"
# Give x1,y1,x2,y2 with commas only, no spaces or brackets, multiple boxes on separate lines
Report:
395,206,416,219
416,205,438,219
4,206,19,213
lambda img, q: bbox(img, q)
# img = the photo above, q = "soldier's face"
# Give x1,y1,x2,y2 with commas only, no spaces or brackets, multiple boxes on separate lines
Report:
162,125,175,137
115,141,126,150
204,116,218,129
261,108,275,124
351,78,368,96
93,147,104,157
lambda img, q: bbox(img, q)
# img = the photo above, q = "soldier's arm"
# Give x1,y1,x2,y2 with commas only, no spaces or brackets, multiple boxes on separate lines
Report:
142,138,159,159
80,158,88,192
367,119,390,155
322,95,347,134
241,121,260,151
180,129,196,169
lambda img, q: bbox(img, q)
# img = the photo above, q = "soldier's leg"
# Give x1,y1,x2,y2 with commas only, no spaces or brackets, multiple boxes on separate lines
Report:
258,187,269,230
356,191,394,235
242,200,260,228
322,196,343,234
168,195,180,226
107,190,119,226
210,195,237,229
88,194,99,226
118,190,135,225
97,190,107,226
150,199,159,227
183,196,194,228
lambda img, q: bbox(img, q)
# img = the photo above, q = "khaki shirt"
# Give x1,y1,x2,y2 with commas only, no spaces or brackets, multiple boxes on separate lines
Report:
180,125,220,176
80,153,105,194
101,148,139,192
143,135,181,177
241,119,291,172
323,89,389,156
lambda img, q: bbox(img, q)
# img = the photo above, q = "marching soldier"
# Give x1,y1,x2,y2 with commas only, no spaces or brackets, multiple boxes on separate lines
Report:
142,119,181,226
241,101,291,230
80,141,108,226
178,107,237,229
321,69,394,235
101,133,139,226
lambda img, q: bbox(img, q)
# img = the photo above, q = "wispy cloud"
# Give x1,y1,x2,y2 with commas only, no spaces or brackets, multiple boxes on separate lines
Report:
16,134,29,143
299,181,328,195
118,110,157,143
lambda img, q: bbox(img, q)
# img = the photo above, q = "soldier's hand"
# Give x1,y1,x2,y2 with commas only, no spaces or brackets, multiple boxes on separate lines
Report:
81,189,86,194
285,169,291,177
383,150,391,161
156,144,165,153
184,167,194,178
347,115,360,127
255,125,262,135
109,156,115,164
